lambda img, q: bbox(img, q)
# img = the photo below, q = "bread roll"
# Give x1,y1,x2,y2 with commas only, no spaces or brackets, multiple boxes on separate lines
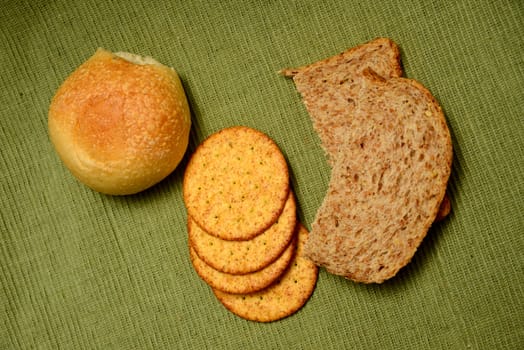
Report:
48,49,191,195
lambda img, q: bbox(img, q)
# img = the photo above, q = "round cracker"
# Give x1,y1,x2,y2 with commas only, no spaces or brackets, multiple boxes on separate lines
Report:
183,126,290,241
189,235,296,294
213,224,318,322
189,191,297,275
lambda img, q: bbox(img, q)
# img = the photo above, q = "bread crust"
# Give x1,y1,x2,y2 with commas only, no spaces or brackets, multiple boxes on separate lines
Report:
280,37,402,79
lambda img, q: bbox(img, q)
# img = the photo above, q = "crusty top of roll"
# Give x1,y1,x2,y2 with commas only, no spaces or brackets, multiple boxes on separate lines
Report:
48,49,191,195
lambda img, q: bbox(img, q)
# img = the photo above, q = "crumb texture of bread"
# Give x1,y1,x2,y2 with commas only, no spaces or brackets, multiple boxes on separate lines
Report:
284,38,451,220
282,38,402,164
304,70,452,283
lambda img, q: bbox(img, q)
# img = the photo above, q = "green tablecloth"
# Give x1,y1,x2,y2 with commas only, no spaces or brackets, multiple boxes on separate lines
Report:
1,1,523,349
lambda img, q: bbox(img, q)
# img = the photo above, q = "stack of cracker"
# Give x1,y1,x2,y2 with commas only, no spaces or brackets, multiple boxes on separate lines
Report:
183,126,318,322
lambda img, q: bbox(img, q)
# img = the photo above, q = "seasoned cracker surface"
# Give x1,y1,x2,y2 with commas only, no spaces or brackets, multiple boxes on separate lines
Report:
189,236,296,294
189,192,296,274
213,224,318,322
183,126,289,240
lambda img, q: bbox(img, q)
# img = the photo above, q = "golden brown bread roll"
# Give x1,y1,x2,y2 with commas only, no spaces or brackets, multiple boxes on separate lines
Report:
48,49,191,195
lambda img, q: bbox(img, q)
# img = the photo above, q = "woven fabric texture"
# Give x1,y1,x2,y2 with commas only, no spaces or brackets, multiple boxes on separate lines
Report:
1,0,523,349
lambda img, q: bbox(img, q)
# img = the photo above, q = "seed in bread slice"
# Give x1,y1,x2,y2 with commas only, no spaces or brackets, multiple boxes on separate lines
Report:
304,68,452,283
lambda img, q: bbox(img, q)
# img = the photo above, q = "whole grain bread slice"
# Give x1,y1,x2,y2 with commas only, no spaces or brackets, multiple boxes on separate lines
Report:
281,38,450,222
304,69,453,283
280,37,403,164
